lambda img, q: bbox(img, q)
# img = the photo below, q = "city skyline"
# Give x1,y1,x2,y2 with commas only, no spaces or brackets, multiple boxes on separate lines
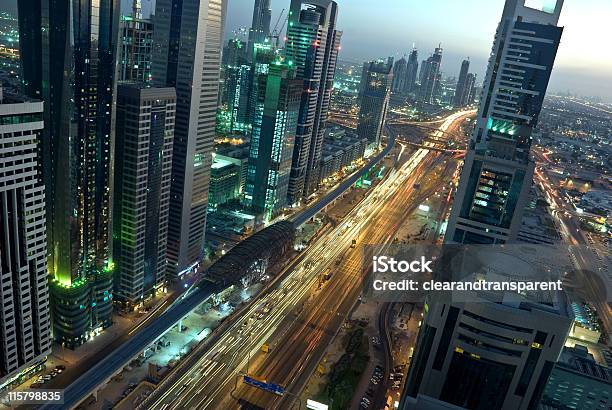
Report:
0,0,610,407
219,0,612,102
3,0,610,100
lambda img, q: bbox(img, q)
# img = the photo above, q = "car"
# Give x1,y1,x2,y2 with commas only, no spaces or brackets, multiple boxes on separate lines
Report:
362,397,371,404
56,365,66,370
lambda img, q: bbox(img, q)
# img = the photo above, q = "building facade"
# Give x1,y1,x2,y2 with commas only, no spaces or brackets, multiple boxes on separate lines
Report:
404,295,571,409
0,91,51,386
113,85,175,309
405,48,419,95
152,0,227,276
285,0,341,203
445,0,564,245
209,155,242,209
419,46,443,104
247,0,272,61
18,0,119,348
452,58,471,108
392,57,408,94
356,58,393,148
245,61,301,221
119,1,154,83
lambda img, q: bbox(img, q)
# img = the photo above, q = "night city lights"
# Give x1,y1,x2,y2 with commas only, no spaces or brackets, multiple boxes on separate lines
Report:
0,1,610,409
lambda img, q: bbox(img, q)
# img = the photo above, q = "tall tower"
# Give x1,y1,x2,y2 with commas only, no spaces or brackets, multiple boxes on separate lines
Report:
18,0,119,348
446,0,564,245
452,58,471,107
405,48,419,94
392,57,408,94
419,46,443,104
119,0,154,83
113,85,176,309
0,90,52,385
357,58,393,148
152,0,227,277
285,0,342,203
245,60,302,222
247,0,272,60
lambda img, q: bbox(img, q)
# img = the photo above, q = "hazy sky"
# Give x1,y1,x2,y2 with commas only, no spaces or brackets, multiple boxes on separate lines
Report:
4,0,611,101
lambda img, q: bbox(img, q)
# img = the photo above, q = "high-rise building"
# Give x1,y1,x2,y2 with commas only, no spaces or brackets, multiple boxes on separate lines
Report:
226,63,253,132
119,0,154,83
465,72,477,104
0,89,51,386
247,0,272,61
392,57,408,94
403,287,572,409
245,60,301,221
402,2,568,409
405,48,419,94
18,0,119,348
285,0,341,203
113,85,176,310
445,0,564,245
452,58,471,107
419,46,443,104
356,58,393,148
152,0,227,277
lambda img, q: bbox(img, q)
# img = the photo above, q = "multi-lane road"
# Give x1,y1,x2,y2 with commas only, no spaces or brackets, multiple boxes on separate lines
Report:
143,111,473,410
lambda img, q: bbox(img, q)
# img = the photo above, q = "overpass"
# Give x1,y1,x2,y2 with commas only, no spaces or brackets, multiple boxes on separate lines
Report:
42,136,396,409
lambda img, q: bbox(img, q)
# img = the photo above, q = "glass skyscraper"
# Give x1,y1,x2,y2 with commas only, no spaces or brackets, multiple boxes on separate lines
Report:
357,58,393,148
18,0,119,348
446,0,564,245
152,0,227,277
285,0,341,203
245,59,301,222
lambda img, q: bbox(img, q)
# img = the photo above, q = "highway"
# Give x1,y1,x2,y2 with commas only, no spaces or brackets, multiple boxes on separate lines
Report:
143,110,473,410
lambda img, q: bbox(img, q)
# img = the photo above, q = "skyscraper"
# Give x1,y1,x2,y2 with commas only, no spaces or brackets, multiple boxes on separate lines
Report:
113,85,176,310
119,0,154,83
245,60,301,221
446,0,564,245
392,57,408,94
405,48,419,94
285,0,341,202
18,0,119,348
452,58,471,107
465,72,477,104
419,46,443,104
0,89,51,385
247,0,272,61
357,58,393,148
404,286,572,409
226,63,253,132
152,0,227,277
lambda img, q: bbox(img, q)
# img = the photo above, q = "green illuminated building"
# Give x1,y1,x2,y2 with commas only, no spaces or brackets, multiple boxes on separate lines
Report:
245,59,301,221
18,0,119,348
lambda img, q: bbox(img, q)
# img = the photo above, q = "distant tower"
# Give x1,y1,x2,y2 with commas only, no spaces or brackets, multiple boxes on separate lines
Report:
285,0,342,203
452,58,471,107
446,0,564,245
357,58,393,148
392,57,408,94
405,48,419,94
419,45,443,104
247,0,272,60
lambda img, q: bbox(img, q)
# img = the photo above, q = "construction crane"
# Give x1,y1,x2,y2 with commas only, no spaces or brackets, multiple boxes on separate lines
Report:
270,8,288,48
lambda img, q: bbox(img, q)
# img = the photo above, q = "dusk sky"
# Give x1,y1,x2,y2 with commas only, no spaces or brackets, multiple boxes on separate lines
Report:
3,0,611,101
